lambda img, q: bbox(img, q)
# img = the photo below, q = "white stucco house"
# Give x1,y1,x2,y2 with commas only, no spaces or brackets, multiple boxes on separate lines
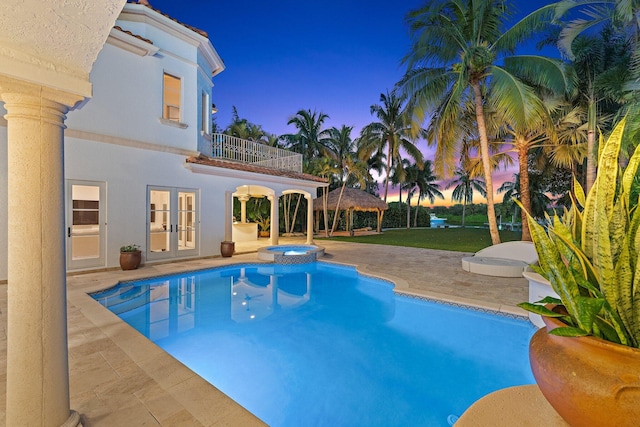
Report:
0,1,326,281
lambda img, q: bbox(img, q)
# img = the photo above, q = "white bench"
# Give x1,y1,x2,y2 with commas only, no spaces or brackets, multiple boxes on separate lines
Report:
461,241,537,278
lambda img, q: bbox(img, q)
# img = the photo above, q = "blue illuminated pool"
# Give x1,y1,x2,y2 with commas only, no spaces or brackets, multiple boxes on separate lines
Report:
92,262,535,426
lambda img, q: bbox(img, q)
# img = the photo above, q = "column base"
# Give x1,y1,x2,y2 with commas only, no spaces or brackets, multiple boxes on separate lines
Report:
61,410,83,427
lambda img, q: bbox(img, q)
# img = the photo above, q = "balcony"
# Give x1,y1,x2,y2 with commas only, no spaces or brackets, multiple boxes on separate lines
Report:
206,133,302,173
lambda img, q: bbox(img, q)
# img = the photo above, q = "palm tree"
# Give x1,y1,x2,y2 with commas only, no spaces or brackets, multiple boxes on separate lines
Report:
308,157,340,237
404,160,444,227
225,106,269,142
360,91,425,205
285,109,331,169
448,168,487,228
325,125,357,182
498,173,551,222
356,136,386,195
399,0,570,244
330,155,369,236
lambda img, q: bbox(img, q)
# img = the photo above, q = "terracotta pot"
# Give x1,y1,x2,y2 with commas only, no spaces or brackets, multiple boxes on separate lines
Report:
119,250,141,270
220,241,235,257
530,311,640,427
259,231,270,238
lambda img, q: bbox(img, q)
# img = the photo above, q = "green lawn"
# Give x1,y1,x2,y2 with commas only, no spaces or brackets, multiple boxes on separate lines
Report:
317,227,522,253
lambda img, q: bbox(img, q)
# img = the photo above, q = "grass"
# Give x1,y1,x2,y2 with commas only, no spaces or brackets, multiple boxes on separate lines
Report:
316,227,522,253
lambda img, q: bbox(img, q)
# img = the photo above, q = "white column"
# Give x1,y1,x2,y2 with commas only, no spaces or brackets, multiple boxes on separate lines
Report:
305,194,314,244
269,194,279,245
224,191,233,241
237,194,250,223
1,78,83,427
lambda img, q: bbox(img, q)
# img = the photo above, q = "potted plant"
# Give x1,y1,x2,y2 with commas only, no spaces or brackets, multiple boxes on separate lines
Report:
518,119,640,427
256,215,270,238
119,244,141,270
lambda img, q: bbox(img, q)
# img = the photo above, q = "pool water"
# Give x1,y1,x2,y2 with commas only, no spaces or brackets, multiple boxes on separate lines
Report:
92,262,536,426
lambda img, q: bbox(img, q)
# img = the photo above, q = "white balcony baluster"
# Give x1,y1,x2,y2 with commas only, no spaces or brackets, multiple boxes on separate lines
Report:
209,133,302,172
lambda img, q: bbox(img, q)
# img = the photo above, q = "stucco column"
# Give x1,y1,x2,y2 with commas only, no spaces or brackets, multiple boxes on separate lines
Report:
224,191,233,241
269,194,279,245
305,194,314,244
1,79,83,427
237,194,250,223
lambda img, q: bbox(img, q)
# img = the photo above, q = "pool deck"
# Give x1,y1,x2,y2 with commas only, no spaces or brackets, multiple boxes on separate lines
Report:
0,238,567,426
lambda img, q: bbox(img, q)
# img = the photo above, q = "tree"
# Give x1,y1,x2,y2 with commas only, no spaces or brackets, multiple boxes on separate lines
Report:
325,125,357,182
404,160,444,227
498,172,551,221
448,168,487,228
399,0,569,244
330,155,369,236
224,106,270,143
284,109,331,170
360,91,425,205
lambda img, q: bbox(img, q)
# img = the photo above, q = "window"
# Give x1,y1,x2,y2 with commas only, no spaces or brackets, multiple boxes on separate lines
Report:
201,91,210,134
163,73,181,122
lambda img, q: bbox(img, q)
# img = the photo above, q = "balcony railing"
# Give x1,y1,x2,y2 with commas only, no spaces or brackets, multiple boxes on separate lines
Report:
207,133,302,173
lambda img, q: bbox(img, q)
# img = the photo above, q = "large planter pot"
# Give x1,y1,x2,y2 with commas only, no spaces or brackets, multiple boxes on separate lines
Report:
119,250,141,270
220,241,235,257
530,310,640,427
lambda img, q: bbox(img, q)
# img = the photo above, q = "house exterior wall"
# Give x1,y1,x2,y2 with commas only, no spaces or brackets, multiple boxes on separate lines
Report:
0,4,322,281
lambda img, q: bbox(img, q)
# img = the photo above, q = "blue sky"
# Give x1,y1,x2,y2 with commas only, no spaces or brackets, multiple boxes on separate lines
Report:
145,0,559,205
148,0,425,136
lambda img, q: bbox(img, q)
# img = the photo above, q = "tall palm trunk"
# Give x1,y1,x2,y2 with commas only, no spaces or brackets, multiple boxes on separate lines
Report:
585,99,597,193
517,143,532,241
413,196,420,227
322,187,329,237
462,196,467,228
330,181,348,236
383,140,392,203
472,81,501,245
406,192,411,229
288,194,302,234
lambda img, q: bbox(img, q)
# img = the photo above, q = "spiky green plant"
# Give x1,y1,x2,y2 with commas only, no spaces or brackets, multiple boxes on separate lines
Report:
519,118,640,348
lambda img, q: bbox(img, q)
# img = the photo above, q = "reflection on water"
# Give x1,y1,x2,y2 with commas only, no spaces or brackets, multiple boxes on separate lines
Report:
231,267,311,322
92,264,327,340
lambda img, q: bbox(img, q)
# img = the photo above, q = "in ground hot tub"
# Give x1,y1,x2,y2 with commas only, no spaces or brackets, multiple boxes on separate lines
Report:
258,244,325,264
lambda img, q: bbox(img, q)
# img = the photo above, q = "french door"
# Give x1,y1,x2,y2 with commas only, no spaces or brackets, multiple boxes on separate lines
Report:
66,180,106,270
147,186,198,261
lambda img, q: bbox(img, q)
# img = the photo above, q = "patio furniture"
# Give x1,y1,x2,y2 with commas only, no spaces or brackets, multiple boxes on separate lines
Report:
461,241,537,278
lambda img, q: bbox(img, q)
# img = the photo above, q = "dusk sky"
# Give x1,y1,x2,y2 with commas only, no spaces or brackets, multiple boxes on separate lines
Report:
145,0,557,206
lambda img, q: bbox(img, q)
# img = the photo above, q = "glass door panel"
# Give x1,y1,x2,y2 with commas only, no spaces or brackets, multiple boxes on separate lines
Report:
178,191,196,251
147,187,198,261
67,181,105,270
149,190,171,254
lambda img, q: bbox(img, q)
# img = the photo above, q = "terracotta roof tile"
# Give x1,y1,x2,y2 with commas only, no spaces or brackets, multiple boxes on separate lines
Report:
186,155,328,184
127,1,209,38
113,25,153,45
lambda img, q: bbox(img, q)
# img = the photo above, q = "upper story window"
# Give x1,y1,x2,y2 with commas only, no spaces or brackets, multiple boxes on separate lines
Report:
163,73,181,123
201,91,210,134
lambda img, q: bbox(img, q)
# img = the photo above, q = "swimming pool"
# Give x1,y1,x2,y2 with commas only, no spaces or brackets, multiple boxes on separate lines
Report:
92,262,535,426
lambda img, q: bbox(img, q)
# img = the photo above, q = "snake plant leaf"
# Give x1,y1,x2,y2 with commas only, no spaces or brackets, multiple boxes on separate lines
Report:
528,214,585,328
616,232,635,336
549,326,589,337
573,176,585,208
609,201,627,267
622,141,640,205
517,302,564,317
582,119,625,259
593,316,624,344
534,296,563,305
575,296,605,333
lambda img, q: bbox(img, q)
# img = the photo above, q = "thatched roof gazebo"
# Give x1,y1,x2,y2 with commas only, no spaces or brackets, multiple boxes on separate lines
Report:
313,187,388,234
